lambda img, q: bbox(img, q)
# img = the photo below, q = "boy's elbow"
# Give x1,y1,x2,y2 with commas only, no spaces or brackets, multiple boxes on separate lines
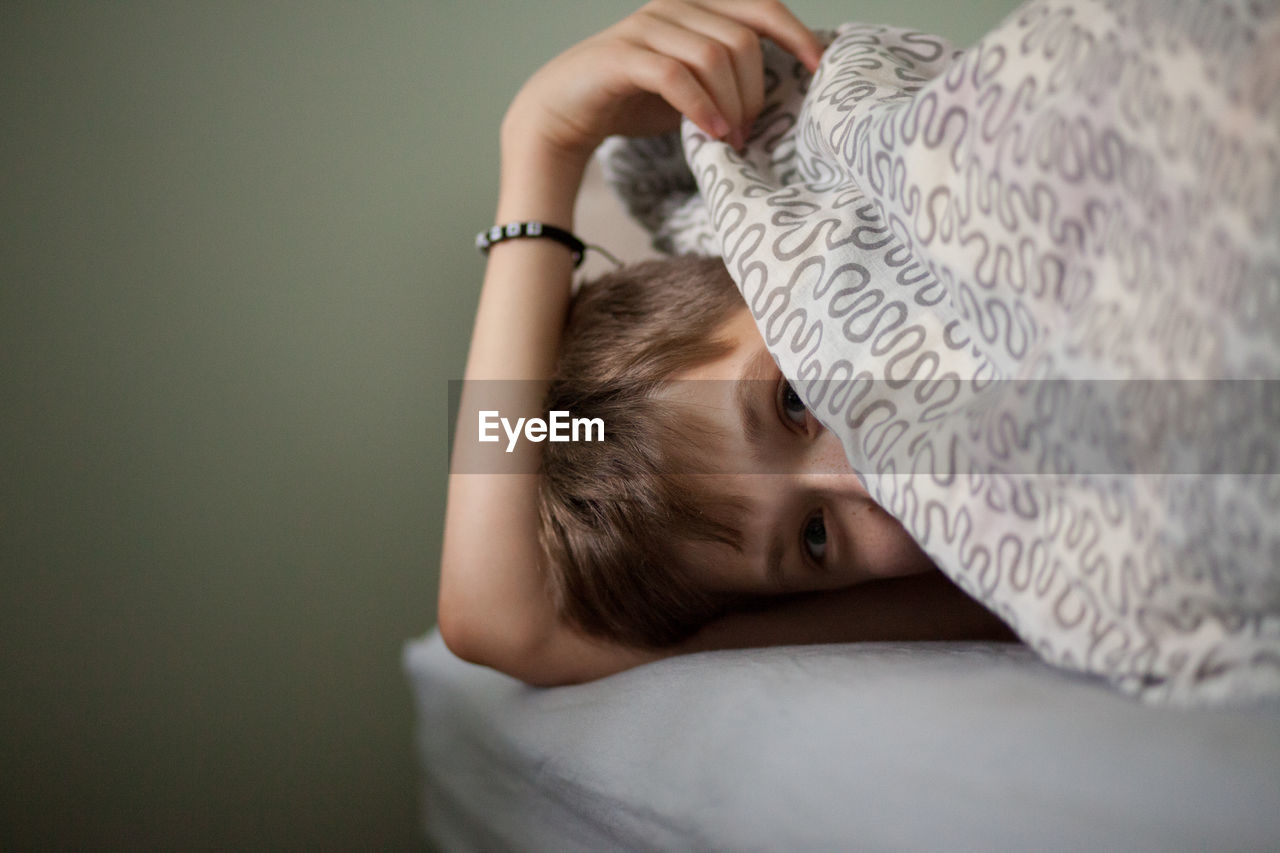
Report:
435,577,492,664
436,591,562,685
435,598,484,666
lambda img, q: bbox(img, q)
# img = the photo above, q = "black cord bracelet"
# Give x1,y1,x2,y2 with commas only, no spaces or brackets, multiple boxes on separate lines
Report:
475,221,586,268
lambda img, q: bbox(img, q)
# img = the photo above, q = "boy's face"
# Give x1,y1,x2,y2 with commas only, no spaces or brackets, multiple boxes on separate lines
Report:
659,308,936,596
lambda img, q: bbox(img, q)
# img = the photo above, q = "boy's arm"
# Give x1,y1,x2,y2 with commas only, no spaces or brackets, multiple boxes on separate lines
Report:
681,573,1018,653
438,141,658,686
438,1,825,686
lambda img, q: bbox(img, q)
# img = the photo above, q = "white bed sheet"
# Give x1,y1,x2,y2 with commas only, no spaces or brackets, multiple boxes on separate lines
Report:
405,633,1280,852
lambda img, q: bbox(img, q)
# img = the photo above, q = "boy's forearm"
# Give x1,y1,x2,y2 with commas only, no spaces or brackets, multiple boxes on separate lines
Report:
439,128,588,669
465,130,588,380
441,115,665,686
496,108,591,224
679,574,1018,653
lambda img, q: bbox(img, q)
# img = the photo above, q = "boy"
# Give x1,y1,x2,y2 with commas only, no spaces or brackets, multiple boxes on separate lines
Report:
439,0,1011,687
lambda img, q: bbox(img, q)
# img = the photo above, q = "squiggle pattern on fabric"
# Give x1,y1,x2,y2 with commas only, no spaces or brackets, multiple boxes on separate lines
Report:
601,0,1280,705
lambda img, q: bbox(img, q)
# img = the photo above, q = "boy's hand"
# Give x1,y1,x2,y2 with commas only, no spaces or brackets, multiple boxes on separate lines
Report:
504,0,823,165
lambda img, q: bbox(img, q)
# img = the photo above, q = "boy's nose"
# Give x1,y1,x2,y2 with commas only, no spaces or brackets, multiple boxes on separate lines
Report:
796,427,875,505
799,426,861,480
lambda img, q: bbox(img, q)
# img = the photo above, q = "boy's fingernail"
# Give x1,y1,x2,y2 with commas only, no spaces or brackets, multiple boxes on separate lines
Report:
710,116,731,139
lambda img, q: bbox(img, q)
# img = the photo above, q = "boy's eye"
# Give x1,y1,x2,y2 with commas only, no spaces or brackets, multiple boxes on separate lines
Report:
779,380,808,428
802,513,827,563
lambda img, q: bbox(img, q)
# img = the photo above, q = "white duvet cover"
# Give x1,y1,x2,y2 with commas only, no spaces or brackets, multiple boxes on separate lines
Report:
600,0,1280,705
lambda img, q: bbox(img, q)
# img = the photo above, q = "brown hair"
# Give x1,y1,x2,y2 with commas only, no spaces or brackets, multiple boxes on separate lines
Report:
538,255,750,647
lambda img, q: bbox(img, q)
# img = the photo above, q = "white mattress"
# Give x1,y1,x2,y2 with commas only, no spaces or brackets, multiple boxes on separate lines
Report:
405,633,1280,851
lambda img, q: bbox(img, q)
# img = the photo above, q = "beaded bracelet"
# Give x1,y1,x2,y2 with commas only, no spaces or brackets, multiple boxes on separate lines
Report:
475,221,586,268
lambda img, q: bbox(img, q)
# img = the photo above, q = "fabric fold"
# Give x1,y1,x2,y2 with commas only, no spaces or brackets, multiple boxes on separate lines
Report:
600,0,1280,705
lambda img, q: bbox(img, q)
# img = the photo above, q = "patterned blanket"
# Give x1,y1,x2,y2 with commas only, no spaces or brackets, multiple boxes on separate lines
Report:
600,0,1280,705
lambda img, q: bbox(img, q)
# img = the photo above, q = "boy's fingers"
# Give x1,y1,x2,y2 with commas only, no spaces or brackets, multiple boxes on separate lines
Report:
629,12,746,138
647,3,765,138
692,0,824,72
626,46,732,140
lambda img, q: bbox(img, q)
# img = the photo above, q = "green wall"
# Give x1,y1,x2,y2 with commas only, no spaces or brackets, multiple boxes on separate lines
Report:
0,1,1023,848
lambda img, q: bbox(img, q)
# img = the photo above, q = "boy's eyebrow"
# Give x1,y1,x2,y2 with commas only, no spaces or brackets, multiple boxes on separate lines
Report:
765,535,786,586
733,346,778,465
734,346,789,586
